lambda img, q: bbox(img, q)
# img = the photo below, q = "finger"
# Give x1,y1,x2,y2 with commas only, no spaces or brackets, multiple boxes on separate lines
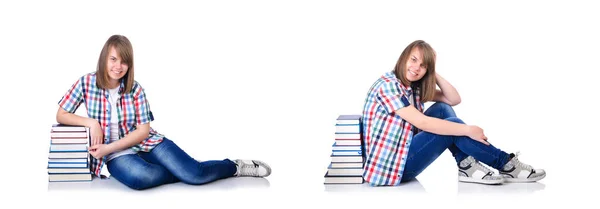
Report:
94,137,101,145
89,144,100,150
89,150,97,158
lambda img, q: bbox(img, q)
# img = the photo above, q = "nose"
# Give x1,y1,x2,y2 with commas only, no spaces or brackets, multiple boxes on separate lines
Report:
115,61,122,69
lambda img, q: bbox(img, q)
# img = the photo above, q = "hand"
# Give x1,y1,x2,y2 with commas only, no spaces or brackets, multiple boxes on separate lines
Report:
89,144,112,159
88,120,104,146
466,125,490,145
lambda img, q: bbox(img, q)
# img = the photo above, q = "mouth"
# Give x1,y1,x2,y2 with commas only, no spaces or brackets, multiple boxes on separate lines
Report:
408,69,418,76
111,70,123,74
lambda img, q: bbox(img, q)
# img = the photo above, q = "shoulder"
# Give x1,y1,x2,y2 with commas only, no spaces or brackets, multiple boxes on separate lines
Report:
70,72,97,89
376,72,403,90
130,80,146,95
77,72,97,83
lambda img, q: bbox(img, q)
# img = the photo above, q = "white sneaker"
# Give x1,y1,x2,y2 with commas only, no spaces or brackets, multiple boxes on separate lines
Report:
234,159,271,177
500,152,546,183
458,156,504,185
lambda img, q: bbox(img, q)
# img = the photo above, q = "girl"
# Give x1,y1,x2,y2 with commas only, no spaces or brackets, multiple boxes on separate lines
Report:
361,40,545,186
56,35,271,190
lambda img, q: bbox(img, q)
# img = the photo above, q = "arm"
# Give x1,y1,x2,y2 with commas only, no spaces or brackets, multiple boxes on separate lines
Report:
56,107,103,146
433,73,461,106
88,83,153,159
56,76,104,146
104,123,149,152
395,105,489,145
88,123,149,159
56,107,98,128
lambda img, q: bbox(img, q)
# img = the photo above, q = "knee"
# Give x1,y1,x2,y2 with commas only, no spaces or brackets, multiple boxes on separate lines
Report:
432,102,455,112
431,102,452,109
445,117,464,124
121,169,162,190
178,172,213,185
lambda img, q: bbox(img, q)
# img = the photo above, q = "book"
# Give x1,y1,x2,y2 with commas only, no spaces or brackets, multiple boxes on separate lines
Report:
334,139,361,146
51,132,88,138
51,124,87,132
336,115,362,125
331,142,362,151
331,150,362,156
330,155,363,163
327,166,364,176
335,133,361,139
48,151,89,159
48,167,91,174
50,138,89,144
48,158,88,163
48,173,92,182
329,162,363,168
49,144,88,152
335,124,360,134
324,171,363,184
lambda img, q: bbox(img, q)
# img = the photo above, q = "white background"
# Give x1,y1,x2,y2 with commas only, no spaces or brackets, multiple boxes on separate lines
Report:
1,0,599,208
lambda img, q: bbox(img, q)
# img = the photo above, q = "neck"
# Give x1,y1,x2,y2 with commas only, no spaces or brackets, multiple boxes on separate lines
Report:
108,80,120,89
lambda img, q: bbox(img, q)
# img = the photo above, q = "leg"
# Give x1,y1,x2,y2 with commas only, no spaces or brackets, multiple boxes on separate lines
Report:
138,138,237,185
401,128,454,182
107,154,179,190
423,102,468,164
401,103,511,183
442,117,511,170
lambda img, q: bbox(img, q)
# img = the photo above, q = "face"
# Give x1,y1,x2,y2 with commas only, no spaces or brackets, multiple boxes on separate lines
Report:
106,46,128,85
405,47,427,82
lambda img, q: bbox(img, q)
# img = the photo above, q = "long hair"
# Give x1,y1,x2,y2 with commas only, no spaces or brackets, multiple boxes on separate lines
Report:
96,34,134,93
393,40,436,102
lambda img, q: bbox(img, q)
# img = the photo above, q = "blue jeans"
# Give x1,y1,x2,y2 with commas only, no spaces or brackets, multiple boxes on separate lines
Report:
106,138,237,190
400,102,511,182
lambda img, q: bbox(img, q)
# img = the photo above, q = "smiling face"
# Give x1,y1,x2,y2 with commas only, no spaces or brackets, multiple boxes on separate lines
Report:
106,46,129,87
393,40,437,102
405,47,427,83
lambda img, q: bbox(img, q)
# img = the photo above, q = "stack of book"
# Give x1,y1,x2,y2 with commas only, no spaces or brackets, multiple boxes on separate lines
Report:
48,124,92,182
324,115,364,184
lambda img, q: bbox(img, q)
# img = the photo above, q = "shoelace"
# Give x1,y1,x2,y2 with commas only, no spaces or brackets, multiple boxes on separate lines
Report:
512,152,533,171
473,160,493,175
238,162,259,176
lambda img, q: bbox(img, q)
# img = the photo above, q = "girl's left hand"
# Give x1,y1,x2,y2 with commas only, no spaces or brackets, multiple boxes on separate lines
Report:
89,144,112,159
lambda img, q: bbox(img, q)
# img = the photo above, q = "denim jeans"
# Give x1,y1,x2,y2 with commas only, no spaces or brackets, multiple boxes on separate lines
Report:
400,102,510,182
107,138,237,190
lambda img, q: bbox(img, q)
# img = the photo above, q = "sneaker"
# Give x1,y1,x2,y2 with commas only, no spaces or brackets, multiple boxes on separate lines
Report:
500,152,546,183
234,159,271,177
458,156,504,185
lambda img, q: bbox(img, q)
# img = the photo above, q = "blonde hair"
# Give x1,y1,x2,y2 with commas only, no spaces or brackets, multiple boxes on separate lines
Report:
96,35,135,93
393,40,436,102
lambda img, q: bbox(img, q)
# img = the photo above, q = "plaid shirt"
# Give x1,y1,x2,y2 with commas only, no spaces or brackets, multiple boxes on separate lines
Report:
58,72,164,177
361,71,424,186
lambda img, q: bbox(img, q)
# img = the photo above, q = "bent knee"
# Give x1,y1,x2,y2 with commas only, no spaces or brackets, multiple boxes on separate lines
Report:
118,170,163,190
431,102,452,109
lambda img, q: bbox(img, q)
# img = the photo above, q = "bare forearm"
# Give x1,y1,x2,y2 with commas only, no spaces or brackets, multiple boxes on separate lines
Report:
56,109,97,128
436,73,461,104
106,125,149,152
417,117,468,136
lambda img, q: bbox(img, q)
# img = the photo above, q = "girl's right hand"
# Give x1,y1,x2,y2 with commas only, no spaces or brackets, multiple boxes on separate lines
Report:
466,125,490,145
88,120,104,146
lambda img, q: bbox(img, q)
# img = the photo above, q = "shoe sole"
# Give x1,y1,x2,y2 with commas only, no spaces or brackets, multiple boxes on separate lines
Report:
503,173,546,183
458,176,504,185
